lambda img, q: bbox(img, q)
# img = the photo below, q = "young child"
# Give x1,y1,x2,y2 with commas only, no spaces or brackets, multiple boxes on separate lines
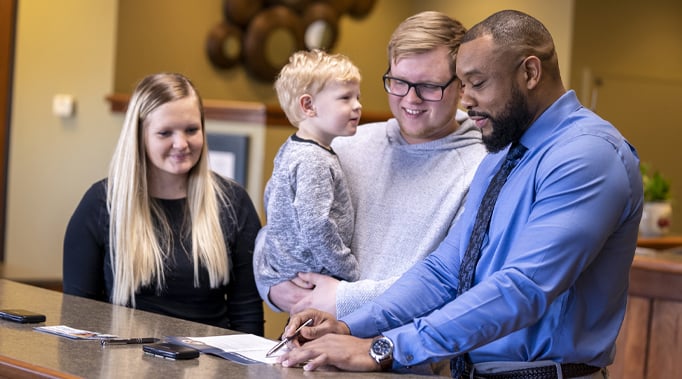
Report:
255,49,362,297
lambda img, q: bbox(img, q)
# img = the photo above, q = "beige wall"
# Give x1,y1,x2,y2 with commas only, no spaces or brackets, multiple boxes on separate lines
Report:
3,0,577,340
113,0,411,112
4,0,121,278
3,0,269,280
9,0,678,340
571,0,682,230
4,0,576,277
419,0,574,86
3,0,574,340
5,0,682,344
114,0,574,113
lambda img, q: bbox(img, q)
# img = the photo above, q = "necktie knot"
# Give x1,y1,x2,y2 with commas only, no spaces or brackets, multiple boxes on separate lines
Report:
507,143,527,162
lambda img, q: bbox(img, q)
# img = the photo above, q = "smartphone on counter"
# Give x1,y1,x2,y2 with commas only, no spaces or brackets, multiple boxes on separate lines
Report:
142,343,200,360
0,309,46,323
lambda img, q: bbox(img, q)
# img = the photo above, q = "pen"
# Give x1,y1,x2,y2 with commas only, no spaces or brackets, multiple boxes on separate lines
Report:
100,337,160,346
265,318,313,357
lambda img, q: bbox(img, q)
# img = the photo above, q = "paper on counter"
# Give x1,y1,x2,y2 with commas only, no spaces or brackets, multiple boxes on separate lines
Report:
35,325,118,340
167,334,284,365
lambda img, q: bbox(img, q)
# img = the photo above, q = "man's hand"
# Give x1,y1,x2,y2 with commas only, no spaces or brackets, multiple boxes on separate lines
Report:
282,308,349,343
280,333,379,372
290,272,340,315
269,278,314,313
278,309,380,372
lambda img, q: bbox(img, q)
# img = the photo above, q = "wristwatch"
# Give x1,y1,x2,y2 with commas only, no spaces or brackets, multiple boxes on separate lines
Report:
369,335,394,371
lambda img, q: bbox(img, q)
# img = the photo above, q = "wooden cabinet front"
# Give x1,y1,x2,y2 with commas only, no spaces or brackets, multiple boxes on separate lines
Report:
609,238,682,378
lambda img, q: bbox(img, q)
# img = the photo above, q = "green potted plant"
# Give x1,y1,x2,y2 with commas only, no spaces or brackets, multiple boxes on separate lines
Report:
639,163,672,237
641,164,671,202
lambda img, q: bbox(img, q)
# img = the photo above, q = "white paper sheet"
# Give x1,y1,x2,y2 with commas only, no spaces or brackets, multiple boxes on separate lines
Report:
182,334,285,364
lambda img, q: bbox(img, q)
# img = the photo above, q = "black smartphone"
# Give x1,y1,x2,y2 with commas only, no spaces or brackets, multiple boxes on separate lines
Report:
0,309,46,323
142,343,200,360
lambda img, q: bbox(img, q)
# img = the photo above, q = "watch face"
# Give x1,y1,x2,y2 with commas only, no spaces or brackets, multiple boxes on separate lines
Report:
370,336,393,370
372,337,392,356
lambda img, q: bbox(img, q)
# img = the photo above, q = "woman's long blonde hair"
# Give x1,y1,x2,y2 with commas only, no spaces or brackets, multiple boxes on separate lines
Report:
107,72,232,306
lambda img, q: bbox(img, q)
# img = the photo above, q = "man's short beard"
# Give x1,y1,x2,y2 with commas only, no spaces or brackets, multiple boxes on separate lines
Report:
482,84,533,153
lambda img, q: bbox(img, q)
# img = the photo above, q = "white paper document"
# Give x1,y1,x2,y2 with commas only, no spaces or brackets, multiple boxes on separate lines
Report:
169,334,284,365
35,325,118,340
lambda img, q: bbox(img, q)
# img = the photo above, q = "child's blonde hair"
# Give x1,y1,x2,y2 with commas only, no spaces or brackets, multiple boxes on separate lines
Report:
274,49,361,126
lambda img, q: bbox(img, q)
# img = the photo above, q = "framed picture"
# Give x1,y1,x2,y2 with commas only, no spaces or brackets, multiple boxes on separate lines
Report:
207,133,249,187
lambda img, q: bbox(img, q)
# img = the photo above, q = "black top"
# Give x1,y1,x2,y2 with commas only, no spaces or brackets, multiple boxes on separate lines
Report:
63,175,264,336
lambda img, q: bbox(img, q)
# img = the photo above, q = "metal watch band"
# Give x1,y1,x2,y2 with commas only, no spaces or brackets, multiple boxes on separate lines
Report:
369,336,394,371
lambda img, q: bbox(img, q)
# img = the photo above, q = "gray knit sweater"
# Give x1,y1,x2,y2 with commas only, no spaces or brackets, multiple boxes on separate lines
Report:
332,110,487,317
255,135,359,289
255,111,486,316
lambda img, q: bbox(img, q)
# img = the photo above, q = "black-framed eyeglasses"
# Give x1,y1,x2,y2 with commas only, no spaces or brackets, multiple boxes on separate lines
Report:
382,70,458,102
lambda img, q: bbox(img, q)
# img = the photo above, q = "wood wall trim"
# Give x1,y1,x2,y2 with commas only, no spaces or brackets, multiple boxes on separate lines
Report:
630,249,682,302
637,236,682,250
0,0,17,262
106,93,267,124
0,354,83,379
106,93,391,126
629,265,682,302
632,253,682,275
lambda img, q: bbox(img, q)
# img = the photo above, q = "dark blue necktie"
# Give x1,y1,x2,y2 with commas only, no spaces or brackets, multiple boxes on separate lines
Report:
451,143,527,378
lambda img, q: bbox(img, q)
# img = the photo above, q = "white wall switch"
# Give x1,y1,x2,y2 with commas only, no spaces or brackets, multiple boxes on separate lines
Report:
52,94,76,117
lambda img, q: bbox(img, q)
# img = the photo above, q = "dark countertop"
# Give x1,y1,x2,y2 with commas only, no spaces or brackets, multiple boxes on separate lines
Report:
0,279,442,378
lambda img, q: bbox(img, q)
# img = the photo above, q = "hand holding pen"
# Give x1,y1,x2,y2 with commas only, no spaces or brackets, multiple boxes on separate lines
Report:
266,318,313,357
274,310,359,371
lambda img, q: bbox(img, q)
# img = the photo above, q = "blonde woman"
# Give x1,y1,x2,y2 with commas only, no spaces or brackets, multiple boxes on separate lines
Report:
63,72,263,335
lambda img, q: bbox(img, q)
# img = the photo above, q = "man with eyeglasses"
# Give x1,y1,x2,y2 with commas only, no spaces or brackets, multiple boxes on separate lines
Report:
260,10,486,331
382,71,459,104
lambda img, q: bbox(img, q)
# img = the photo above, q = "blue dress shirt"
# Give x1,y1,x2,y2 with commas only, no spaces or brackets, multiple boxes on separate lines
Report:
341,91,643,369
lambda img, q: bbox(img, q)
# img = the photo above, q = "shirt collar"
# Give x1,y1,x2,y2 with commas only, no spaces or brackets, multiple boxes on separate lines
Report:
519,90,582,152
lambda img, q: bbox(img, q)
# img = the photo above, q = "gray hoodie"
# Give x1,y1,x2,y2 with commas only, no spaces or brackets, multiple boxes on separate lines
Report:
332,109,487,317
254,110,487,316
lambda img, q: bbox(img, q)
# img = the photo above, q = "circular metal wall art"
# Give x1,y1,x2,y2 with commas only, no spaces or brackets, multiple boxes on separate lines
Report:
322,0,353,14
206,21,243,69
243,6,305,81
207,0,377,81
347,0,377,19
223,0,264,27
302,2,339,51
264,0,313,13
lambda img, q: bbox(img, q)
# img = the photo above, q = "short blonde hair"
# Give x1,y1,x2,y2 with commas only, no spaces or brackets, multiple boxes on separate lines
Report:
387,11,466,76
274,49,361,126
